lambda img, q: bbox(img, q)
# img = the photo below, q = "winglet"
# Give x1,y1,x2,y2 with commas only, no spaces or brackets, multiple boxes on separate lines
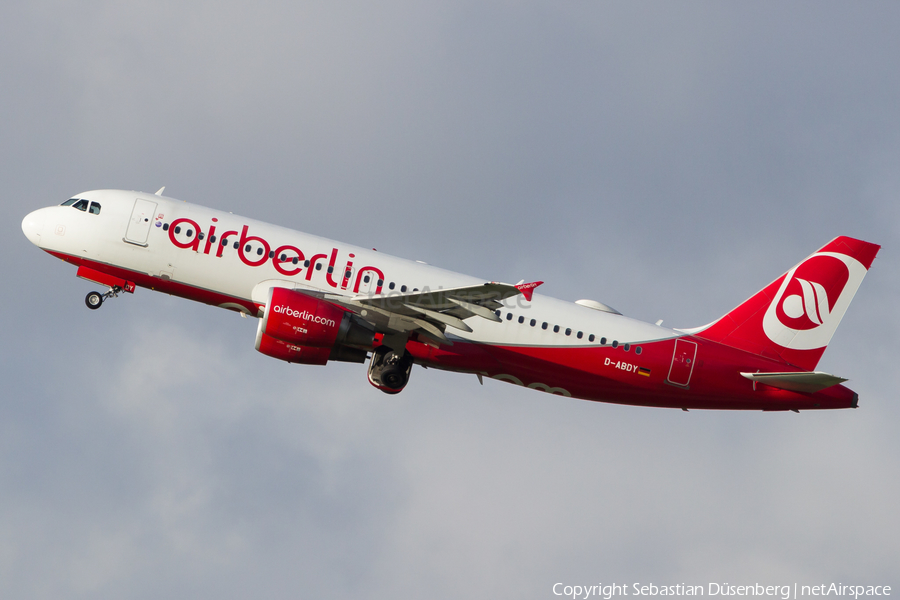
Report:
515,281,543,302
155,186,166,196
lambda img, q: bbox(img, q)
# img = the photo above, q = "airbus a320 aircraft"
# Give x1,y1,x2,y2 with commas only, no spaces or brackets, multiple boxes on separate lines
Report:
22,189,880,411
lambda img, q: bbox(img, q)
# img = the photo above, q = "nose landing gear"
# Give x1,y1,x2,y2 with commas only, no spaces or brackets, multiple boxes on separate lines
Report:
77,266,136,310
84,286,123,310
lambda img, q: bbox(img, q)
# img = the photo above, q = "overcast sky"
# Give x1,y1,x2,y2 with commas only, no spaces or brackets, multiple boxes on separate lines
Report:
2,2,899,598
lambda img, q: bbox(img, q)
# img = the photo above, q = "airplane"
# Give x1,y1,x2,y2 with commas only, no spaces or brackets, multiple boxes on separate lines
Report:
21,188,880,411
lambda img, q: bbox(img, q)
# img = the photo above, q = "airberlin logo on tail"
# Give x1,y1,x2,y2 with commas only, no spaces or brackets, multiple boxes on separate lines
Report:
272,305,336,328
762,252,866,350
778,275,838,328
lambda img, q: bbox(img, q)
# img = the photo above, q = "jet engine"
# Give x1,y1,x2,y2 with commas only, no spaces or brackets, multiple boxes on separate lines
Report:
255,287,375,365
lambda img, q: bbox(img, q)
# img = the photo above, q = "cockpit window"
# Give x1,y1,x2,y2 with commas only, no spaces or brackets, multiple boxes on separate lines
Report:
72,199,89,212
61,198,79,206
89,202,101,215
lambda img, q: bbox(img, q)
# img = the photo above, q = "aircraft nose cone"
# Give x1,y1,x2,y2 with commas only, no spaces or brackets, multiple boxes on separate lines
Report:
22,210,44,246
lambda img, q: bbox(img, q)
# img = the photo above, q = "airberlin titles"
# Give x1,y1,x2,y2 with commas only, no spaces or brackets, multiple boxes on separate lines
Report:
271,304,337,328
165,215,386,294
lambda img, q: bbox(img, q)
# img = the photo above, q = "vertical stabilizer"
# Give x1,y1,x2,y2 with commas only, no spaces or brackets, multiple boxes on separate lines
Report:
690,236,879,371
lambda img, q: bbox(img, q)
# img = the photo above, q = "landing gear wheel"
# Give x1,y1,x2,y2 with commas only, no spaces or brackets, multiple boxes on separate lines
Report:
85,291,103,310
381,363,409,390
368,347,414,393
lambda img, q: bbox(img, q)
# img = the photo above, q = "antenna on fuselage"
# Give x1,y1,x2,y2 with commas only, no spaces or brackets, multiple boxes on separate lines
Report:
155,186,165,196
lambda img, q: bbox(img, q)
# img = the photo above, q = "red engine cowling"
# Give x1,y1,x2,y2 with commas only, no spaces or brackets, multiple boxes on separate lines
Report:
255,287,374,365
256,333,333,365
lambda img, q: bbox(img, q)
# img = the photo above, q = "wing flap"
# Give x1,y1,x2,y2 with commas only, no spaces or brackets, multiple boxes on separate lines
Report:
350,282,524,311
403,303,473,332
347,280,539,346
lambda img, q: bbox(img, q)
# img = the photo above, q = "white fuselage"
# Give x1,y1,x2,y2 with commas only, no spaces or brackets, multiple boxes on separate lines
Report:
24,189,674,350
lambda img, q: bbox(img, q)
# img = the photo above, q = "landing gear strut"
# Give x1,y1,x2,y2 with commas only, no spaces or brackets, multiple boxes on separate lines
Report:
367,346,414,394
84,286,123,310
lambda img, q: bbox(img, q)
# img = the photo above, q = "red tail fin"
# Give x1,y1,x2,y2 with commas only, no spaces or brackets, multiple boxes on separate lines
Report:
691,236,879,370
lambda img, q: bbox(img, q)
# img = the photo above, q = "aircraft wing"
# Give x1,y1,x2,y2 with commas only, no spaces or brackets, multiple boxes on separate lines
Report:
253,279,542,347
331,281,542,345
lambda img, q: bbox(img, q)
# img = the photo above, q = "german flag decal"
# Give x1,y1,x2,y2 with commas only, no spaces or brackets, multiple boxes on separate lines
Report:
638,367,652,377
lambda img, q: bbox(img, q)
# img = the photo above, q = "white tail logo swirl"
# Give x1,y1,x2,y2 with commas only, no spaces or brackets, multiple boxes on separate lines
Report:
781,278,830,325
762,252,866,350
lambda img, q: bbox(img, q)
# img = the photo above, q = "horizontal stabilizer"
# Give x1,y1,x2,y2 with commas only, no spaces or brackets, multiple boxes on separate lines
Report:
740,371,848,393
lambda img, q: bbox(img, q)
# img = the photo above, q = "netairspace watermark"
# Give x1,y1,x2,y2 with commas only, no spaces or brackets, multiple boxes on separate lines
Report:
551,584,892,600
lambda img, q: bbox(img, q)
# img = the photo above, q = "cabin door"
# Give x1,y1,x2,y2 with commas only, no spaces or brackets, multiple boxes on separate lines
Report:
124,198,158,246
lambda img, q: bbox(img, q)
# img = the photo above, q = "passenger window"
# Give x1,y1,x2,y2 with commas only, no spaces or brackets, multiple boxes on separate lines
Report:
257,248,264,256
304,260,310,267
577,331,583,339
364,275,370,283
233,241,239,249
245,245,251,252
611,340,618,348
210,235,216,243
623,344,630,352
553,325,560,333
565,328,572,336
174,226,181,234
292,257,299,265
315,263,322,270
495,310,501,317
280,254,287,261
507,313,513,321
163,223,169,231
377,279,384,286
518,316,525,324
327,266,333,273
268,250,275,258
589,334,595,342
542,322,548,330
600,337,607,345
186,229,193,237
530,319,536,327
73,199,89,211
198,232,204,240
389,282,396,290
89,202,101,215
401,285,407,293
635,346,642,355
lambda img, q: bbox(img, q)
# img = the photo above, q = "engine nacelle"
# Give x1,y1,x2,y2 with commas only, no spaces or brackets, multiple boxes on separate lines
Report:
255,287,374,365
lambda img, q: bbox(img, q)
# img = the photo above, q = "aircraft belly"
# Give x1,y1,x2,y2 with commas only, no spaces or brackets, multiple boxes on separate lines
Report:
415,337,856,410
